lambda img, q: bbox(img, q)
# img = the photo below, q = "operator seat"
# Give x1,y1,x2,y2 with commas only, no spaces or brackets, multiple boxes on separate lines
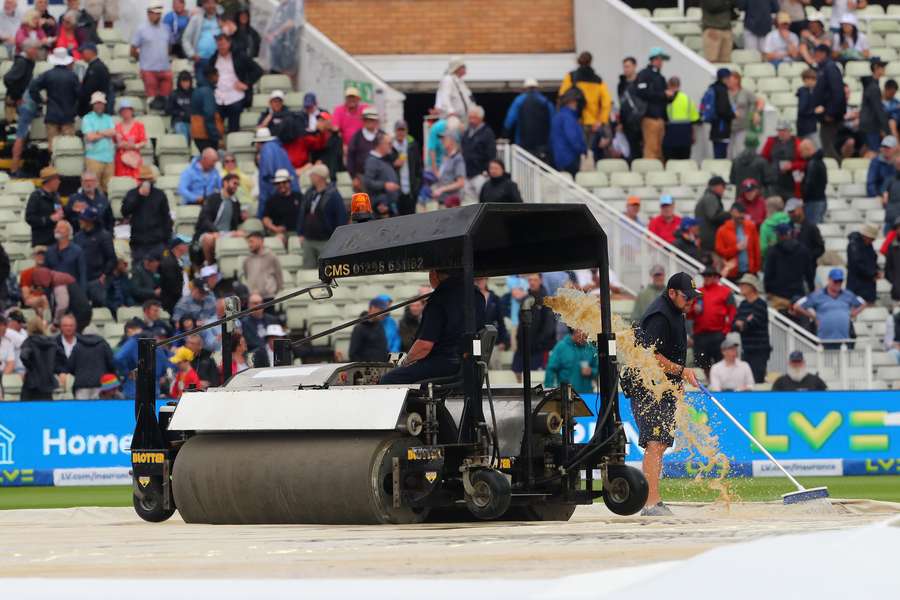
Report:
419,325,498,390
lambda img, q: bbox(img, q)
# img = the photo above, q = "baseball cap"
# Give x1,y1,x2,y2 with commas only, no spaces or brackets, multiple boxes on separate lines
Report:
362,107,379,120
648,47,670,61
659,194,674,206
666,272,701,300
191,278,209,292
815,43,831,54
785,197,803,212
394,119,408,131
882,135,897,148
125,317,144,332
708,175,726,187
369,296,389,310
741,178,760,191
265,323,287,337
80,42,97,54
731,202,747,213
269,90,285,101
788,350,804,363
626,195,640,206
828,268,844,281
721,335,740,350
679,216,698,230
716,67,731,80
144,249,162,262
169,234,191,249
199,264,219,279
303,92,317,107
650,264,665,276
272,168,292,183
375,294,392,305
871,56,888,69
774,222,793,235
148,2,164,13
79,206,98,222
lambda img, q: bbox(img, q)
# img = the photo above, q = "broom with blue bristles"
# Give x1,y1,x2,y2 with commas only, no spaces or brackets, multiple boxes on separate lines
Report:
698,383,830,505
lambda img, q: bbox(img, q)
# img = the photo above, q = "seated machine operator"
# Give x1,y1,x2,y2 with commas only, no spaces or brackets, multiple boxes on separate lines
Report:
380,270,486,384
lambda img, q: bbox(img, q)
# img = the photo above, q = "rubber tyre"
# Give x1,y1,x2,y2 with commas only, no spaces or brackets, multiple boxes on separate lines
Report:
465,469,512,520
133,477,176,523
602,465,648,516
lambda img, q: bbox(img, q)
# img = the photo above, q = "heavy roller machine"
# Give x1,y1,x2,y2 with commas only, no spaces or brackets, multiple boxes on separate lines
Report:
130,203,649,524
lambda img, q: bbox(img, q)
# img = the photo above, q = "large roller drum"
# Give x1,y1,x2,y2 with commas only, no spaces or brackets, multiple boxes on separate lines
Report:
172,432,430,524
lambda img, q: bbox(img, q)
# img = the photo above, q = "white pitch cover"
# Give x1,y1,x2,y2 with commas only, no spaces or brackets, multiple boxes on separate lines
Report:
167,387,411,431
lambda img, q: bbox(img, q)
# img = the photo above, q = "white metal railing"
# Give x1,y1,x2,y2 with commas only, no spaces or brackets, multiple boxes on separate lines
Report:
504,144,873,389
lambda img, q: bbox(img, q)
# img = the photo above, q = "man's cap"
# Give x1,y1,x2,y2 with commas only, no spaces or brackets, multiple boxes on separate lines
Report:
871,56,888,69
90,91,107,105
214,32,229,40
253,127,276,143
124,317,144,331
99,373,120,392
303,92,317,107
80,42,97,54
741,177,760,191
650,264,665,276
788,350,805,362
648,47,670,61
859,222,880,240
828,268,844,281
716,67,731,80
48,47,74,66
169,234,191,249
447,55,465,73
344,86,361,98
679,216,698,230
666,272,701,300
32,245,47,255
138,164,156,180
774,222,793,235
626,195,640,206
308,163,329,179
776,11,791,25
191,278,209,292
369,296,389,310
199,264,219,278
394,119,408,131
721,335,740,350
117,98,134,113
708,175,726,187
265,323,286,337
730,201,747,213
272,168,292,183
144,249,162,262
170,346,195,364
149,324,169,338
776,118,794,131
737,273,761,290
148,2,164,13
785,197,803,212
362,107,379,120
40,166,59,181
375,294,392,305
523,77,539,88
815,43,831,54
79,206,98,222
659,194,674,206
882,135,898,148
269,89,285,101
701,264,720,277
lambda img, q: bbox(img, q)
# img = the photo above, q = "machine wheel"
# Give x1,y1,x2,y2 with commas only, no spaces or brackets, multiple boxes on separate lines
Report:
465,469,511,520
602,465,648,516
133,477,176,523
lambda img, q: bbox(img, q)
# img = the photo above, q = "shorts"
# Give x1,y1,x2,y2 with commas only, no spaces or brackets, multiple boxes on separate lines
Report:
15,99,37,140
622,368,677,448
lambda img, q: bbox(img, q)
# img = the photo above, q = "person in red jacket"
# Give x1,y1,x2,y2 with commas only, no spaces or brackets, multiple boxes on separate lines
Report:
648,194,682,244
715,203,761,280
169,346,200,399
736,178,766,228
760,121,806,200
688,265,736,376
284,117,331,169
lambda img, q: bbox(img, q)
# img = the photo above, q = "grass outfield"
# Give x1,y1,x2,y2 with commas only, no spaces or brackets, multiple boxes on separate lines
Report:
1,476,899,510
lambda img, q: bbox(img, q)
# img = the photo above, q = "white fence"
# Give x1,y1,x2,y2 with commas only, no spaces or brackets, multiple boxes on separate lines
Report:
503,144,873,390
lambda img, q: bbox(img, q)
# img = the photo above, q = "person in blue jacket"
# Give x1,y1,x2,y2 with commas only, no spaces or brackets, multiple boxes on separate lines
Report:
550,90,587,177
503,78,554,161
867,135,897,197
177,147,222,205
114,324,172,398
255,127,299,218
374,294,401,354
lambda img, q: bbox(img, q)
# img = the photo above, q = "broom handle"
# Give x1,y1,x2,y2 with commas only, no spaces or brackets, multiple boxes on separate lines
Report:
697,384,805,492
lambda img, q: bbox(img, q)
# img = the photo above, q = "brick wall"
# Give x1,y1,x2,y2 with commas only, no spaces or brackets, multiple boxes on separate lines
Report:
306,0,575,55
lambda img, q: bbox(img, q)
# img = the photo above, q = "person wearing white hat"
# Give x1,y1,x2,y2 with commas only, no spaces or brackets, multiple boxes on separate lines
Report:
255,126,298,218
346,106,384,188
435,55,473,119
332,86,370,154
251,323,288,368
833,13,869,64
261,168,302,247
867,135,897,197
846,222,880,304
708,333,755,392
131,2,172,111
258,89,289,132
28,46,79,150
81,90,116,191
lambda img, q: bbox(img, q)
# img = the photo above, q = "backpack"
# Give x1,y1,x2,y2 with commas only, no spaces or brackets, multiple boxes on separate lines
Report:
620,82,646,129
700,84,717,123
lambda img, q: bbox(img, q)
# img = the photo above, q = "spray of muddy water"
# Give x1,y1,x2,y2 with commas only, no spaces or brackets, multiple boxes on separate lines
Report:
544,288,733,504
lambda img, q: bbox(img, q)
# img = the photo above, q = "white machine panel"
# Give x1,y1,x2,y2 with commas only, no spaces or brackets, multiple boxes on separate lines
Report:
167,387,412,431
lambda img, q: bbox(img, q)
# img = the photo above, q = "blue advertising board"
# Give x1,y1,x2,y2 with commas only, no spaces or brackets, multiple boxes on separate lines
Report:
0,392,898,486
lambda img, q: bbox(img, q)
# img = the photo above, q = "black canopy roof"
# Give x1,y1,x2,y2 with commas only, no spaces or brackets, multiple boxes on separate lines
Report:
318,203,608,281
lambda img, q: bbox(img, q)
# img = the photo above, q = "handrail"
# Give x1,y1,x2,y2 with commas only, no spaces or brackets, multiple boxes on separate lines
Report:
504,144,874,389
